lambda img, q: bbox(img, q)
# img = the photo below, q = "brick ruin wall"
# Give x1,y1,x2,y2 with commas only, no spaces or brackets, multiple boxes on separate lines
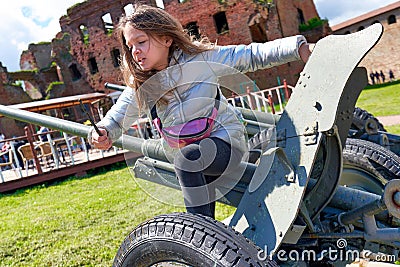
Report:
0,0,328,136
18,43,60,99
57,0,157,95
59,0,327,94
1,0,327,100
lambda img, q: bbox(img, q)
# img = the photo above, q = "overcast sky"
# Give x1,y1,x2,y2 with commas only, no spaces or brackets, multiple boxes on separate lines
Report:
0,0,398,72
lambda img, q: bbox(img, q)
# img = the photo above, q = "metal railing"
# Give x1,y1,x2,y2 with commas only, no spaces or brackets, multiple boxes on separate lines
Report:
0,126,123,183
227,82,294,114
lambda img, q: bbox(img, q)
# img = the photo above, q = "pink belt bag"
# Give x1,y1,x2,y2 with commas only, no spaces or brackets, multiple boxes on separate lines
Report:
151,89,220,148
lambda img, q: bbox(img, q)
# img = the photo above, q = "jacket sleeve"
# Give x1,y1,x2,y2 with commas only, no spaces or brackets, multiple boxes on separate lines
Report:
204,35,307,73
95,87,140,141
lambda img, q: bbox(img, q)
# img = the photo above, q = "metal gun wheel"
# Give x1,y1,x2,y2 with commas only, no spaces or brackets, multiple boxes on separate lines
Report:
351,107,386,132
112,212,278,267
341,138,400,194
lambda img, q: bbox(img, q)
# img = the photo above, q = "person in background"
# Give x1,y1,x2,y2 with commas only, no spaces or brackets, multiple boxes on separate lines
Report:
389,69,395,82
1,141,10,152
369,71,375,85
37,126,49,142
380,70,385,83
0,133,5,163
375,71,381,84
0,133,5,150
88,4,314,218
1,141,11,164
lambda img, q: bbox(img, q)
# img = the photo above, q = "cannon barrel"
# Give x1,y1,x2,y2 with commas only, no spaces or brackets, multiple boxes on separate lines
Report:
104,82,126,92
0,104,170,161
0,98,279,161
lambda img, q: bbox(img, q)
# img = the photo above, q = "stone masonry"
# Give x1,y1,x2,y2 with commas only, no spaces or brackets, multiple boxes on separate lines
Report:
0,0,328,136
332,2,400,84
58,0,328,93
1,0,328,101
163,0,329,91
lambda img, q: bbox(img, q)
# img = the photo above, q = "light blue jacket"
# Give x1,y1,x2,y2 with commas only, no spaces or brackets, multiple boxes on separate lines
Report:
95,35,307,157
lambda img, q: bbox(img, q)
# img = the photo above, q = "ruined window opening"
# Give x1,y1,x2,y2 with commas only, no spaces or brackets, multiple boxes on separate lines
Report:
297,8,305,25
124,4,134,15
79,24,89,44
357,26,365,31
88,57,99,74
248,13,267,43
185,22,201,40
372,20,380,25
102,13,114,35
69,64,82,81
388,15,396,24
214,12,229,34
344,31,351,34
249,24,267,42
111,49,121,68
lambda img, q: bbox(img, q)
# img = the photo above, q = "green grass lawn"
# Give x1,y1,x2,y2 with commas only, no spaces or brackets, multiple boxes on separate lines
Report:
386,124,400,134
0,164,234,267
356,80,400,117
356,81,400,134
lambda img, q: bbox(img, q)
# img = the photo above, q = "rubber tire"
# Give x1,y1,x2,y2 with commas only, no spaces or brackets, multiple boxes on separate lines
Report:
341,138,400,194
113,212,278,267
351,107,386,132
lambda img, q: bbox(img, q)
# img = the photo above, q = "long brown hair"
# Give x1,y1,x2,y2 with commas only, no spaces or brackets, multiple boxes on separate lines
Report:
116,4,212,110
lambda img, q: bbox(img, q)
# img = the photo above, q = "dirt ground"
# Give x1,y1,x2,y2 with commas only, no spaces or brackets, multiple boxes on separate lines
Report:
377,115,400,126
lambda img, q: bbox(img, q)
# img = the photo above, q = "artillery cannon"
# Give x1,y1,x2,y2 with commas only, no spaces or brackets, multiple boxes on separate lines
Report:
0,24,399,266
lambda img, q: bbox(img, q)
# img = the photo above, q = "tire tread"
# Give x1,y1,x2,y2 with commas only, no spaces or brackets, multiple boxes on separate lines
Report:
113,212,278,267
344,138,400,181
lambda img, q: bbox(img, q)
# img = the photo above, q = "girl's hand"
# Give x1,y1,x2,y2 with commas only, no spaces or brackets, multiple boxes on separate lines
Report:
91,128,113,150
299,43,315,63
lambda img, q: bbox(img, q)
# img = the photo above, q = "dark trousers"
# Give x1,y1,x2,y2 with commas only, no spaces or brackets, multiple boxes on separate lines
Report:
174,137,242,218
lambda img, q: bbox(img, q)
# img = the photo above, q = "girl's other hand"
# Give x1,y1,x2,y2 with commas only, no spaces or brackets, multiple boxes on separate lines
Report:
299,43,315,63
91,128,113,150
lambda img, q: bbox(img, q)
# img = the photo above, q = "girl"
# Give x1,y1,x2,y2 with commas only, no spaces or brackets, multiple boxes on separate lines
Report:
89,4,313,219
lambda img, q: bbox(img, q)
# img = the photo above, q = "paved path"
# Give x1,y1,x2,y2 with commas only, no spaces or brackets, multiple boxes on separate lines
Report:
376,115,400,126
